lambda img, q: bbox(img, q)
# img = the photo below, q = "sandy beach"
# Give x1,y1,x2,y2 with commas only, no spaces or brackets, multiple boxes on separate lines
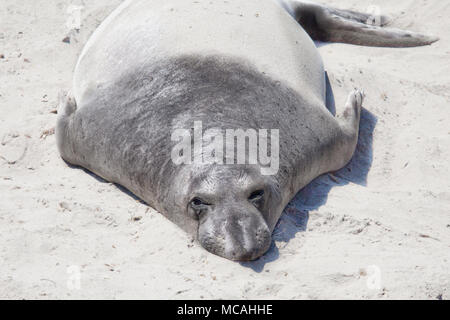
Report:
0,0,449,299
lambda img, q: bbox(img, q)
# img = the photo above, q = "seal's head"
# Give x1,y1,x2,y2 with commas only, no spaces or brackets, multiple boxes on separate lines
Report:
182,165,281,261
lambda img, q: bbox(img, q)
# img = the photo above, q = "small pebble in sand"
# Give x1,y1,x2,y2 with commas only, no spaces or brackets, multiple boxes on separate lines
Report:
40,128,55,139
0,54,4,59
59,201,72,212
62,36,71,44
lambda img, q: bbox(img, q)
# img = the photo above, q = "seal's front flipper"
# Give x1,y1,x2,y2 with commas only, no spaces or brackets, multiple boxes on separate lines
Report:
57,90,77,117
332,89,365,170
56,90,78,164
281,0,439,47
339,89,364,135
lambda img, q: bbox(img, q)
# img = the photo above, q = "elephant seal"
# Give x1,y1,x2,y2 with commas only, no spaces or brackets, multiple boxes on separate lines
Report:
56,0,438,260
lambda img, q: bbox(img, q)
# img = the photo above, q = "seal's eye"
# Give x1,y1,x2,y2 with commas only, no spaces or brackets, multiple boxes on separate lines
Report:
190,197,210,209
248,190,264,202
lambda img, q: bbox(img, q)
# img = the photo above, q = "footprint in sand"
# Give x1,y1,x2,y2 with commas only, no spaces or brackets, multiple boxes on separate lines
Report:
0,132,28,165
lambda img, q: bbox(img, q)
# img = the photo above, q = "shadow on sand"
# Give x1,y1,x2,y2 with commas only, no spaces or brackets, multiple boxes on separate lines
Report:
241,73,378,272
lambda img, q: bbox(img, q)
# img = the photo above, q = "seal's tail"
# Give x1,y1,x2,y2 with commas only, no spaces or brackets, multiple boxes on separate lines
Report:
289,1,439,47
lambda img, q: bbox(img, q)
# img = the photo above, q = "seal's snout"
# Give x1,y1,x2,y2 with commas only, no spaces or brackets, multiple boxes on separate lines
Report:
228,225,272,261
198,208,272,261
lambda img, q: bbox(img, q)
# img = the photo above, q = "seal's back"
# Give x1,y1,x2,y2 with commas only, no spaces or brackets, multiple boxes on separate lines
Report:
73,0,325,109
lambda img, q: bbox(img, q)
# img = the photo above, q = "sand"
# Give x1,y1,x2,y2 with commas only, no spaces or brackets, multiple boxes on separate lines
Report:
0,0,449,299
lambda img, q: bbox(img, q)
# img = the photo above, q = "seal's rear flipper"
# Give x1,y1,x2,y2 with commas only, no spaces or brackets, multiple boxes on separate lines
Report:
284,1,439,47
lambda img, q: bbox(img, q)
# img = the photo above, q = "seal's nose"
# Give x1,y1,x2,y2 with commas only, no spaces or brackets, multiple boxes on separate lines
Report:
225,224,272,261
229,232,271,261
197,207,272,261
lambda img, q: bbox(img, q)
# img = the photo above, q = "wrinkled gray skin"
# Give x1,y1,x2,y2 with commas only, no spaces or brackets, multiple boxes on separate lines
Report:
56,0,438,261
